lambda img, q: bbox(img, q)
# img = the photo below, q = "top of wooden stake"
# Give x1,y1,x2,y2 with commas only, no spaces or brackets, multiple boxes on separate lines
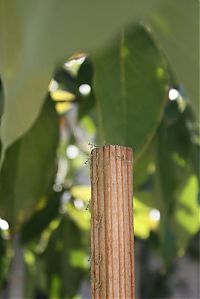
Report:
91,144,133,156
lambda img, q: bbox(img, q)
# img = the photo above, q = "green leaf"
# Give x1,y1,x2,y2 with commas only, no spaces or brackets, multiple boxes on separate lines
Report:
0,0,140,153
147,0,199,118
44,216,87,298
93,25,169,156
153,114,199,265
154,122,180,265
66,185,91,231
21,191,62,244
0,98,59,227
0,80,4,123
0,231,10,290
134,143,155,189
0,0,198,153
0,233,6,286
164,104,199,175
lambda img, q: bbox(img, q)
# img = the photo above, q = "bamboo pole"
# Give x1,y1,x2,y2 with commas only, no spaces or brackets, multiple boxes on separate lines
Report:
91,145,134,299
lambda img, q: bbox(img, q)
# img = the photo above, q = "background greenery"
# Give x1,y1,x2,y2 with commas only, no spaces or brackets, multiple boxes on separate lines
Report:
0,0,199,298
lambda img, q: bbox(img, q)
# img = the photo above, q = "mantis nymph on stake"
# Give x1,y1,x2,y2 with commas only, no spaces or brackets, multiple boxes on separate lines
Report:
90,145,135,299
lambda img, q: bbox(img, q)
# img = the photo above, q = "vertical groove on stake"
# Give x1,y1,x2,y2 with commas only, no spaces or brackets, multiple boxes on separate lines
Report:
91,145,134,299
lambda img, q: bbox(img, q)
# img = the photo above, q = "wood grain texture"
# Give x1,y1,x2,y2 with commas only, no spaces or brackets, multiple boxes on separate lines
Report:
91,145,134,299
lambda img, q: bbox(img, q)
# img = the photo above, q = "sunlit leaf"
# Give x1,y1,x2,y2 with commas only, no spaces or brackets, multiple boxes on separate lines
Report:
55,102,72,114
134,197,160,239
51,90,75,102
173,175,200,252
66,202,90,231
71,185,91,202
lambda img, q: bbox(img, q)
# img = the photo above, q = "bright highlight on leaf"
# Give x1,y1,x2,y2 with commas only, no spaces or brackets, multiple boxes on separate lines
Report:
168,88,179,101
79,84,91,96
66,203,90,231
24,249,35,266
134,197,160,239
70,185,91,202
49,79,59,92
55,102,72,114
69,249,88,268
0,218,9,230
149,209,160,221
74,199,84,210
51,90,75,101
66,145,80,159
174,175,200,248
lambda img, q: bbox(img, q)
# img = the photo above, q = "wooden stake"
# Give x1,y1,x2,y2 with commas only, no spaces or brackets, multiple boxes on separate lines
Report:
91,145,134,299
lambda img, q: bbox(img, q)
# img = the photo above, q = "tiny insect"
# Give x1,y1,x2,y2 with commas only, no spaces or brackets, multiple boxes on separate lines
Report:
84,156,91,165
85,199,91,211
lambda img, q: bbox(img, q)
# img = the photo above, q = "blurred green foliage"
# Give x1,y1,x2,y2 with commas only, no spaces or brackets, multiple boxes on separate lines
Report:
0,2,199,298
0,99,59,227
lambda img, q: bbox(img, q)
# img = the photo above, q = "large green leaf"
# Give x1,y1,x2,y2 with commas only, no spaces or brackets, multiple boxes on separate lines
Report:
154,122,178,265
0,0,141,153
0,0,198,154
153,111,199,265
147,0,199,118
93,25,169,156
0,98,59,227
